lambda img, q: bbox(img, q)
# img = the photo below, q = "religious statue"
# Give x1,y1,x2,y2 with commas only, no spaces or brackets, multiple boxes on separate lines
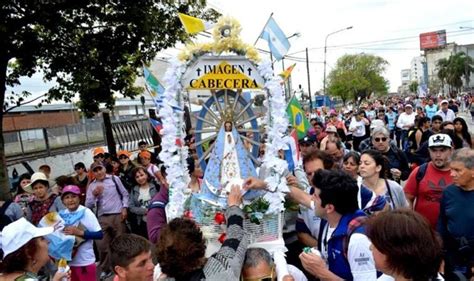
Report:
193,119,258,208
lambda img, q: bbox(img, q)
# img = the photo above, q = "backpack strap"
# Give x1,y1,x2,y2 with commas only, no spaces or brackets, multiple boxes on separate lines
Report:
343,216,368,258
416,163,429,185
110,175,124,201
0,200,13,216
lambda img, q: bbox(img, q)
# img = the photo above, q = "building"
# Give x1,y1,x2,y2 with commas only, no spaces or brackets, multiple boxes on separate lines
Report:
3,104,80,132
398,69,411,94
424,42,474,92
410,56,427,85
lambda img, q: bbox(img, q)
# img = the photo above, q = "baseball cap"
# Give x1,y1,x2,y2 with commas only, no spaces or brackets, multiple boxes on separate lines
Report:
117,150,131,158
299,136,314,145
0,218,53,258
93,147,105,157
61,185,81,198
441,99,449,105
428,134,452,148
325,125,337,133
139,150,152,159
91,162,105,171
23,172,49,194
405,103,413,108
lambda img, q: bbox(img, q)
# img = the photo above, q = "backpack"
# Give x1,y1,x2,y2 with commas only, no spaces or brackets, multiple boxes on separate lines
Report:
343,216,368,257
0,200,13,231
415,163,429,185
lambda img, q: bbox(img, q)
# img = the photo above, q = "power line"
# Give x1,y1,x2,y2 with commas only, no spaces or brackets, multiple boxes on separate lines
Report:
287,28,474,55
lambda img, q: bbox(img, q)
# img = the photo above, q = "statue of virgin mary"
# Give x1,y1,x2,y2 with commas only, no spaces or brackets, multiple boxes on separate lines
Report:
194,120,258,207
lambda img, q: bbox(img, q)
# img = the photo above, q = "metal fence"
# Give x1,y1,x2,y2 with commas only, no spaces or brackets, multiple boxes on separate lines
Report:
4,118,105,158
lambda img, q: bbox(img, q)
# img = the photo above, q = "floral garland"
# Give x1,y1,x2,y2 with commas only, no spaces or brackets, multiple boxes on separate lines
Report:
160,16,289,219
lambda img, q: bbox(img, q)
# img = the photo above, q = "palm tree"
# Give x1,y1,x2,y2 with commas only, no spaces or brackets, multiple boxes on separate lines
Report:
436,52,474,95
437,58,449,93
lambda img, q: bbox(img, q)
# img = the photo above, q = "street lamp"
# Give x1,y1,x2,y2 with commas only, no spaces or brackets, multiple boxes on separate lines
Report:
323,26,353,96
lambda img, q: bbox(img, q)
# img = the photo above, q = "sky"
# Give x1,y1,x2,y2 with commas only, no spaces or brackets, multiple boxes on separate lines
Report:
7,0,474,103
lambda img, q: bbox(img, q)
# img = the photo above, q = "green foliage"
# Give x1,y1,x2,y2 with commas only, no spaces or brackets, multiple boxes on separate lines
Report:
409,81,419,93
243,197,270,225
0,0,218,199
436,52,474,93
1,1,219,116
327,54,389,104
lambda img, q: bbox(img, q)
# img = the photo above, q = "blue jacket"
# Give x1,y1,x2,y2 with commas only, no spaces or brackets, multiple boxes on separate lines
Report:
318,210,367,281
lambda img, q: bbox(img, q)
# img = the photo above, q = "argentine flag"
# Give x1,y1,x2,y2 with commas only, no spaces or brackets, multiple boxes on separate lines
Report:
260,17,290,61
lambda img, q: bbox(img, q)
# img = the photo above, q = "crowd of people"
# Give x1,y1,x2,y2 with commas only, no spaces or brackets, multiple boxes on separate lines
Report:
0,94,474,281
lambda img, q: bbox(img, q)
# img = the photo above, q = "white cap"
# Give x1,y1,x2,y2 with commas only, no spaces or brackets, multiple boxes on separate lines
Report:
23,172,48,194
441,99,449,104
428,134,452,148
0,218,53,258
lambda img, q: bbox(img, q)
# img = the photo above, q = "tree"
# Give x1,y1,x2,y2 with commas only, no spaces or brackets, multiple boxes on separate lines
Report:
409,81,419,94
436,52,474,96
327,53,389,105
0,1,217,200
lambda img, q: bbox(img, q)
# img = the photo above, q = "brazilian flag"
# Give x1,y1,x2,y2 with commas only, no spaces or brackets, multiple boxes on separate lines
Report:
286,97,310,139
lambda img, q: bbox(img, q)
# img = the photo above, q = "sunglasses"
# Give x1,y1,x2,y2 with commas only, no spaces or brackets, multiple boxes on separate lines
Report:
118,155,128,159
374,137,388,143
94,154,104,159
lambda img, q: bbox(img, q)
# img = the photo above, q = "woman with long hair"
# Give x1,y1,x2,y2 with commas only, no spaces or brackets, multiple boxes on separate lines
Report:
117,150,136,193
0,218,70,281
187,157,203,193
128,166,159,238
359,150,408,210
453,117,473,148
14,173,33,216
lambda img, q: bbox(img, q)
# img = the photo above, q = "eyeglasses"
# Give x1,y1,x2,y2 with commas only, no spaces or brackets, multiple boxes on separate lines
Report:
118,155,128,160
241,266,275,281
374,137,388,143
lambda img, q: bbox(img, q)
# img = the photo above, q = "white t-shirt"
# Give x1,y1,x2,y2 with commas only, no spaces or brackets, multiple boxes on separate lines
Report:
348,233,377,281
349,118,366,137
138,187,151,208
63,206,102,266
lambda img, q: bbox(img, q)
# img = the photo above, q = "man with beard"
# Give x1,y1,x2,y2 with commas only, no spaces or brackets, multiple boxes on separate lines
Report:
404,134,453,229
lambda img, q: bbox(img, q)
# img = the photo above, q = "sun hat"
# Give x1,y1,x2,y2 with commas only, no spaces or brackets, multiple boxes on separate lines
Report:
428,134,452,148
22,172,48,194
0,218,53,258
